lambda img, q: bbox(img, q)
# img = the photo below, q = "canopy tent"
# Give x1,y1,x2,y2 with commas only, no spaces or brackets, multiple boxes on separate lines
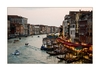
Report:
56,38,92,48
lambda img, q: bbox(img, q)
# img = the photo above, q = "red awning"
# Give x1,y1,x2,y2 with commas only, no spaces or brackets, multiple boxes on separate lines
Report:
56,38,92,48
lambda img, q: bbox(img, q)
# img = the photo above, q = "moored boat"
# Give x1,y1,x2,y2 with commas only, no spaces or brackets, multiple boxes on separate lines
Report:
41,45,54,51
12,50,20,56
25,43,29,45
46,50,67,56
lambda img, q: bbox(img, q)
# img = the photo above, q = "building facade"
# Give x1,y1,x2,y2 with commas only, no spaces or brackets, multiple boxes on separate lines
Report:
8,20,10,38
75,12,81,42
79,20,87,43
78,11,92,44
59,25,63,37
8,15,28,37
87,12,92,44
34,25,40,35
63,20,68,37
60,10,92,44
46,26,51,34
62,15,70,38
22,17,28,36
69,12,78,42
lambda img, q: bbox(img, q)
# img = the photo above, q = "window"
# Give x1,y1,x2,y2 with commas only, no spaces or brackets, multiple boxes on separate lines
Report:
72,30,75,35
71,31,72,34
73,25,74,28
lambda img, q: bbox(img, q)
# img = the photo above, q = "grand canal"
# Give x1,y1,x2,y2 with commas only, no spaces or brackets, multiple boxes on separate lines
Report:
8,34,66,64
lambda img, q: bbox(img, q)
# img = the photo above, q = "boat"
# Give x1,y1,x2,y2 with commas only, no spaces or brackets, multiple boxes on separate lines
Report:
57,56,67,60
25,43,29,45
57,55,80,63
41,45,47,50
41,45,54,51
12,50,20,55
13,39,19,43
46,51,67,56
66,58,79,63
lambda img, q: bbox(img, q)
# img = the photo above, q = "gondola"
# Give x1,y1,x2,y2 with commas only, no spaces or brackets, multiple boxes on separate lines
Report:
57,57,80,63
46,51,67,56
25,43,29,45
41,45,54,51
57,56,66,60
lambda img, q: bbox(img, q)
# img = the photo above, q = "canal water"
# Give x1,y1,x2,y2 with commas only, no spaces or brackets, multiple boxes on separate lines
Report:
8,34,66,64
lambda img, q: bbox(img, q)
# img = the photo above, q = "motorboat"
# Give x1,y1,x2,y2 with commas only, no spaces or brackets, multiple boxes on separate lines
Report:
41,45,54,51
41,45,47,50
25,43,29,45
13,39,19,43
19,37,21,40
12,50,20,55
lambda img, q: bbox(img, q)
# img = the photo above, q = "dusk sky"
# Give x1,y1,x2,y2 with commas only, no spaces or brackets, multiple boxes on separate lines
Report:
7,7,92,27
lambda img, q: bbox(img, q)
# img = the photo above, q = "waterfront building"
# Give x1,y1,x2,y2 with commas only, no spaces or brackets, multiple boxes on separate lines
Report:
24,24,28,36
70,24,75,42
79,20,87,43
50,26,53,33
7,20,10,38
62,20,67,37
78,11,92,43
30,24,34,35
74,12,81,42
49,26,52,33
46,26,51,34
69,12,78,42
27,24,34,35
32,25,35,35
8,15,21,37
87,11,92,44
62,15,70,38
20,24,24,36
39,25,46,34
59,25,63,37
22,17,28,36
44,25,48,34
60,10,92,44
8,15,28,37
34,25,40,35
55,27,59,33
52,26,55,34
